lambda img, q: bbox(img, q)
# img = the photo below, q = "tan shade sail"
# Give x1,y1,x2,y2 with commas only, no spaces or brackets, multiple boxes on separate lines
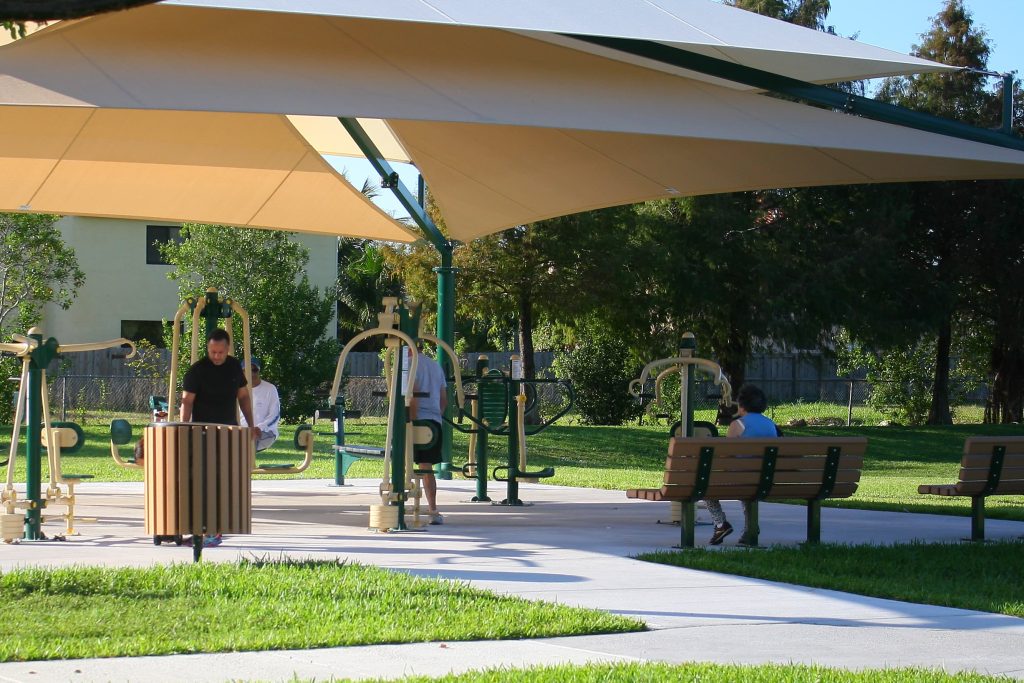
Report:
0,106,417,242
0,2,1021,243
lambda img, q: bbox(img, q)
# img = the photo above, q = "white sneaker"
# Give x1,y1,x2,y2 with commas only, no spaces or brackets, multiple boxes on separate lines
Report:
430,512,444,526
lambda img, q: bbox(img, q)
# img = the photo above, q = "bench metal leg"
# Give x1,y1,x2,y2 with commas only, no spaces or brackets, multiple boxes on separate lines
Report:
677,502,696,548
746,500,759,546
807,500,821,544
971,496,985,541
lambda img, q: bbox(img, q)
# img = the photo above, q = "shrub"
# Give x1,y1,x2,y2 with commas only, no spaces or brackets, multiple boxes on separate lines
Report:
553,333,641,425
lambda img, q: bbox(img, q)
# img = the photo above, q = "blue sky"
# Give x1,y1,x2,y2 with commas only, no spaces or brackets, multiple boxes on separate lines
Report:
827,0,1023,76
334,0,1024,220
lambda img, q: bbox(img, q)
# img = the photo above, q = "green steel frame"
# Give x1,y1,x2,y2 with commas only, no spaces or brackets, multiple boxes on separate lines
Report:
337,117,456,480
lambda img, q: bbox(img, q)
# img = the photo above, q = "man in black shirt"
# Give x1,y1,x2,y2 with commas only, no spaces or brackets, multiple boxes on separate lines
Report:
180,328,259,434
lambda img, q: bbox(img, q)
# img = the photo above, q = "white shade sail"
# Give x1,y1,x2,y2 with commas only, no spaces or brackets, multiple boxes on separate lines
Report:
0,1,1021,243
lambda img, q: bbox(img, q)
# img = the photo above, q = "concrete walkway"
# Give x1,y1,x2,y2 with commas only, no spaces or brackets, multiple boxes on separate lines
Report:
1,478,1022,682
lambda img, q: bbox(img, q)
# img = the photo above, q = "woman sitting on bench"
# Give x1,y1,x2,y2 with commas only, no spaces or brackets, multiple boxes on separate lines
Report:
706,384,780,547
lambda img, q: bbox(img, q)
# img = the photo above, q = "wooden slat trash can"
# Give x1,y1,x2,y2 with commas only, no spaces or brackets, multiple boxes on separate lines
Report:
144,422,253,538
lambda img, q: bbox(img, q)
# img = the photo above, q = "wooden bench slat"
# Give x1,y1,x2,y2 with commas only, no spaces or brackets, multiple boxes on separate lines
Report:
958,466,1024,481
918,483,958,496
636,481,862,502
664,467,860,486
665,454,864,473
963,437,1024,456
992,480,1024,494
626,488,664,500
767,482,859,499
960,453,1024,469
669,437,867,458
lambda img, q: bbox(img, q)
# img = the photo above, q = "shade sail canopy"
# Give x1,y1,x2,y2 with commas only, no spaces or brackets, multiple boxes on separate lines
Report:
165,0,952,87
0,106,418,241
0,1,1022,243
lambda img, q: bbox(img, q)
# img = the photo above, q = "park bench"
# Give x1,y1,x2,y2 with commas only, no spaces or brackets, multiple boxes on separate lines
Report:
627,436,867,547
918,436,1024,541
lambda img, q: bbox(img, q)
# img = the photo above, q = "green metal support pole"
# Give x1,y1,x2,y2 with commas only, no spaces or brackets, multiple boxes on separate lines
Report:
23,333,58,541
434,247,456,480
504,375,522,506
472,356,491,502
392,347,407,530
338,118,458,482
563,34,1024,153
333,398,347,486
24,337,43,540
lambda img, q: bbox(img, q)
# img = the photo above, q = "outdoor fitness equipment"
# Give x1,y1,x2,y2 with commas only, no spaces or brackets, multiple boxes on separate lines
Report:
451,355,574,506
2,328,135,542
629,333,733,439
628,333,733,526
107,288,313,476
328,298,467,531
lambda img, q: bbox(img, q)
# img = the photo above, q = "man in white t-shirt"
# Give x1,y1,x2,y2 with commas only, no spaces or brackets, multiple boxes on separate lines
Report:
410,350,448,525
240,357,280,452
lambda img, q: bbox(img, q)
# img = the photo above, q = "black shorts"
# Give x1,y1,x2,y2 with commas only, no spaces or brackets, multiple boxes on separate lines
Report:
415,438,443,466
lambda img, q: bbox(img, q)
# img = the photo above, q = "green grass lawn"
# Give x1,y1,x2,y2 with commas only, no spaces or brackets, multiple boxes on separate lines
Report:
368,662,1013,683
638,540,1024,618
0,559,642,662
6,418,1024,520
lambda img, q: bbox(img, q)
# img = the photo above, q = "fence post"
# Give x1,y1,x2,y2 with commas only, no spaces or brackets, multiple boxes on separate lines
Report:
61,375,67,422
847,380,854,427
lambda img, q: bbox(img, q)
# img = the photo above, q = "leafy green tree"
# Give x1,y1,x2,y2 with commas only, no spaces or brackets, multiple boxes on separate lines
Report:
628,0,837,391
385,201,647,381
0,212,84,421
963,177,1024,422
873,0,1022,423
636,192,836,390
337,239,402,345
0,213,84,330
161,224,339,422
726,0,832,31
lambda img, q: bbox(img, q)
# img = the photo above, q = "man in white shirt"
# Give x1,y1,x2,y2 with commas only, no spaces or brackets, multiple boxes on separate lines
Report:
410,351,448,525
241,357,280,452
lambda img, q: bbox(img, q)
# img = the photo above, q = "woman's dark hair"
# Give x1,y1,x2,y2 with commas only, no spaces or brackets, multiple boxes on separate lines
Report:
207,328,230,344
736,384,768,414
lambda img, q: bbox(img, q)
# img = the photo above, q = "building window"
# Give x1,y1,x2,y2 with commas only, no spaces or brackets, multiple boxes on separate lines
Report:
121,320,168,348
146,225,183,265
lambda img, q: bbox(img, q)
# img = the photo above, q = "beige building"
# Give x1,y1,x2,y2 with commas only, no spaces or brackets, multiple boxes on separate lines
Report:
40,216,338,346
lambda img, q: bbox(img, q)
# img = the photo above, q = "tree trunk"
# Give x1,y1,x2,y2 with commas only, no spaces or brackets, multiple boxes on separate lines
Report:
710,331,749,425
517,292,541,425
927,317,953,425
990,312,1024,424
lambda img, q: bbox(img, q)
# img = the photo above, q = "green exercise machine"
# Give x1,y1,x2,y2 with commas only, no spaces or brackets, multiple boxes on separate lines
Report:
451,354,574,506
2,328,135,543
327,297,466,531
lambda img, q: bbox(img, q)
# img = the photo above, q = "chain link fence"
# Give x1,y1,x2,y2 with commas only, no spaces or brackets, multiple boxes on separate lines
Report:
635,377,990,429
28,372,991,428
